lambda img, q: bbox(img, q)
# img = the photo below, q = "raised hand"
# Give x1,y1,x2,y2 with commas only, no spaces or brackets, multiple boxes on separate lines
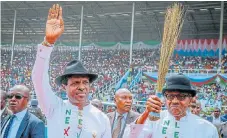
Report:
45,4,64,44
136,95,163,124
146,95,162,113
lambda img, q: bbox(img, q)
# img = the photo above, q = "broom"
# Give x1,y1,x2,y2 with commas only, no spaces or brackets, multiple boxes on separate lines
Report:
150,3,186,118
157,3,186,93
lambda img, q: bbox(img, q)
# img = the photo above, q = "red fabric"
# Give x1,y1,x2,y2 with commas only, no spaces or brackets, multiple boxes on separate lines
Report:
176,38,227,51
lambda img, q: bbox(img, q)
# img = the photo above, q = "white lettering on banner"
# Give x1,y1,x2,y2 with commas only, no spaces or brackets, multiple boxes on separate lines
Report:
161,120,180,138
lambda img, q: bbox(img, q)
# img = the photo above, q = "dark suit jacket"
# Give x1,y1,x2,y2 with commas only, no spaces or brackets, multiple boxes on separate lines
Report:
107,110,140,138
1,110,45,138
1,108,12,127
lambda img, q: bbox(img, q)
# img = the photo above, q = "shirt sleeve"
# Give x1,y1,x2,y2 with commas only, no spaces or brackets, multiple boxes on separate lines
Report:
122,120,153,138
32,44,63,118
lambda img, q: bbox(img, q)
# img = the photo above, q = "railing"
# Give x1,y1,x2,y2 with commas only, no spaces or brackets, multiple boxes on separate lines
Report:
94,75,121,100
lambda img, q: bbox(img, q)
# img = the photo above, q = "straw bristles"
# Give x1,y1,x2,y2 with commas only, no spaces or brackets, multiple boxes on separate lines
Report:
157,3,186,92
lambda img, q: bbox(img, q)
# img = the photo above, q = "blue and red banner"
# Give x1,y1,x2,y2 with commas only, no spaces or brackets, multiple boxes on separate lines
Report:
175,38,227,57
143,73,227,86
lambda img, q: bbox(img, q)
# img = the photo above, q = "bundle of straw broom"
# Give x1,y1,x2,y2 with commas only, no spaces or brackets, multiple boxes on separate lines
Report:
157,3,186,92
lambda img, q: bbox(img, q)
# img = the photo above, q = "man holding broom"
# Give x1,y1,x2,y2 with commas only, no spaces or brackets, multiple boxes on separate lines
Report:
123,3,219,138
123,74,219,138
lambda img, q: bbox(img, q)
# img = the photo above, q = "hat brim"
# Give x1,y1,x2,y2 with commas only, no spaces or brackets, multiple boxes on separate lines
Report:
162,84,197,97
55,73,98,86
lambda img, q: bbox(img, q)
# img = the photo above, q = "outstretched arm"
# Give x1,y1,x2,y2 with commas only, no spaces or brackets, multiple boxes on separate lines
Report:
32,4,64,118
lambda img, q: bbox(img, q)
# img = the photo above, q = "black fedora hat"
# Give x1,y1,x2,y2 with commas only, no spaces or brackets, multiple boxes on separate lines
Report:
55,60,98,86
162,73,196,97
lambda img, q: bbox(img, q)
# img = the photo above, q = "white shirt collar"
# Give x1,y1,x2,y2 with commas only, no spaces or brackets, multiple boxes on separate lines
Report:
14,108,27,120
116,111,128,120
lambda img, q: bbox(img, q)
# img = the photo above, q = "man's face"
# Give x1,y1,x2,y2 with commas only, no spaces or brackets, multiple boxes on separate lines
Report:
214,109,221,118
8,91,29,114
65,76,90,106
190,103,201,116
115,91,133,114
164,91,192,119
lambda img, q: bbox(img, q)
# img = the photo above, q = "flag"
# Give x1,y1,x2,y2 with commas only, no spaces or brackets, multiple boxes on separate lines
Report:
129,69,142,89
115,70,130,90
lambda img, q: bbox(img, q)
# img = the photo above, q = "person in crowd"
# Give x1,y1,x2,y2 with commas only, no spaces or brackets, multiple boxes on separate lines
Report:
207,107,225,136
91,99,103,111
28,99,46,123
107,106,114,113
207,108,224,125
1,85,45,138
123,74,218,138
32,4,111,138
1,90,12,126
190,99,202,116
107,88,140,138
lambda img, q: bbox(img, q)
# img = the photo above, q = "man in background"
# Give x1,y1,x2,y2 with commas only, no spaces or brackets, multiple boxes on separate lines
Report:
190,99,202,116
1,85,45,138
107,88,140,138
28,99,46,123
207,107,225,136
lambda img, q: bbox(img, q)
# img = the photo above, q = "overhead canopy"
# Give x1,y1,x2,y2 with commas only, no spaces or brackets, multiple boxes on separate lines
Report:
1,1,227,44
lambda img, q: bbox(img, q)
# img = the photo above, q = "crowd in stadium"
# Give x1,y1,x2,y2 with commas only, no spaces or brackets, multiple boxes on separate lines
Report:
1,45,227,96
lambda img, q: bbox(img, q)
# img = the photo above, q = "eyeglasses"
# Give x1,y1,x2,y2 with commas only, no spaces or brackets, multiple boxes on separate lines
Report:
164,93,192,101
7,94,28,100
214,111,220,113
191,105,201,109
